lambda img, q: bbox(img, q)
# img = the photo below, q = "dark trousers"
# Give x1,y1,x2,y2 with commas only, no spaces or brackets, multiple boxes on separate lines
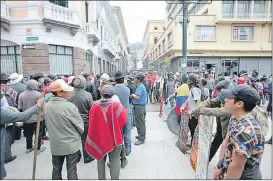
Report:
23,123,42,150
4,128,12,161
52,150,81,180
209,89,213,98
188,117,198,144
134,105,146,141
209,119,223,162
81,122,93,162
15,126,22,140
97,145,122,180
40,120,46,138
6,125,15,145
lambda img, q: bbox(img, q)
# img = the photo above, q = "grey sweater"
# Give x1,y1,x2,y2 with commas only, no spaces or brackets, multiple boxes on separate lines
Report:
68,88,93,123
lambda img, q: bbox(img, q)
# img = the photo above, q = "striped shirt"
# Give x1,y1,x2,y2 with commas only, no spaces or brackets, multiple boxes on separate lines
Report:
222,114,264,171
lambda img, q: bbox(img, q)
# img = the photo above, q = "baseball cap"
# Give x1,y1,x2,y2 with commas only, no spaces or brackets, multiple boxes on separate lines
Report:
221,84,260,105
49,79,74,92
101,84,114,97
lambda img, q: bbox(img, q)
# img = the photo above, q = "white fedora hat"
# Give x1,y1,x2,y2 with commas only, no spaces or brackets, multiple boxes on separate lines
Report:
9,73,23,85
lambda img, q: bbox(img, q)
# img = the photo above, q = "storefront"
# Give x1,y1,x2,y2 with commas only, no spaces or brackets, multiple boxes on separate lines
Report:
169,56,272,77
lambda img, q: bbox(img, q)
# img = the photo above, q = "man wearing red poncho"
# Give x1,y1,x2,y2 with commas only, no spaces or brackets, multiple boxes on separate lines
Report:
85,84,127,180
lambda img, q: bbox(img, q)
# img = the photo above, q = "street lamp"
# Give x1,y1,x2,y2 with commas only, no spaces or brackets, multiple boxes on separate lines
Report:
165,0,212,74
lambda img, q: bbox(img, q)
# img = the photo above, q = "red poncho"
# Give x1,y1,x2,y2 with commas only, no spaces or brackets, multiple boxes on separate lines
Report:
85,100,127,161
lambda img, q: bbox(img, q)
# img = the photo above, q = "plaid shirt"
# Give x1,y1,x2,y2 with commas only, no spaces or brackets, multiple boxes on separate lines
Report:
222,114,264,172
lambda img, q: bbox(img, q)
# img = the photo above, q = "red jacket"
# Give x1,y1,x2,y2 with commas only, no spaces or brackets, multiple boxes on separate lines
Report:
85,100,127,161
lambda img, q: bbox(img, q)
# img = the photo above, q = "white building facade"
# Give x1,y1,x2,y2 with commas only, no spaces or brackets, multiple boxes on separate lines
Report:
1,0,128,76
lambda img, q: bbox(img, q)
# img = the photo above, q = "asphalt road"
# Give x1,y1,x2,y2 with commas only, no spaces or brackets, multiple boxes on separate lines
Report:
3,103,272,179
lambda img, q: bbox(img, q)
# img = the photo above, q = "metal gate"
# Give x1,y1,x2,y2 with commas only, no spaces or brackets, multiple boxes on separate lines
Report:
49,45,73,75
1,40,22,75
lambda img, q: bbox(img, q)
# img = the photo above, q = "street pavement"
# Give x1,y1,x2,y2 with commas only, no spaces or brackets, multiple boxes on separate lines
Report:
4,103,272,179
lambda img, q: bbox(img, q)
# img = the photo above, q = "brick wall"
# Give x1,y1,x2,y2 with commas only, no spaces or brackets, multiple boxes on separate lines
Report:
21,43,49,76
73,47,87,74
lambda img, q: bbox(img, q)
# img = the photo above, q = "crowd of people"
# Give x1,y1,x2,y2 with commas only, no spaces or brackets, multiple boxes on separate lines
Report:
160,70,272,179
0,69,272,180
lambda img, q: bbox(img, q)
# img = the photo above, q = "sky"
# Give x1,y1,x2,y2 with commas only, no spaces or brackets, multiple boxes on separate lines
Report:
109,1,166,44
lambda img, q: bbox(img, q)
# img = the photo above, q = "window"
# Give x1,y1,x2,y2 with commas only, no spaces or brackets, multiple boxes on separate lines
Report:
253,1,265,18
221,0,235,18
86,52,93,72
49,0,68,8
155,48,158,58
162,39,165,50
158,45,161,55
154,27,158,30
189,2,205,14
85,1,89,23
168,32,173,46
49,45,73,75
154,37,158,44
232,26,254,41
163,27,166,30
195,26,216,41
237,0,252,19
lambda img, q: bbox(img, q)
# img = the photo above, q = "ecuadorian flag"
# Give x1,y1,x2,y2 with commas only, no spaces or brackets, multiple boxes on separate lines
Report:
175,84,190,115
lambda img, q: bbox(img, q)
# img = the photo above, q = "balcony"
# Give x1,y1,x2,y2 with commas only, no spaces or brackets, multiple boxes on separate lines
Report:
42,1,80,36
1,1,10,32
83,23,100,46
102,42,115,59
216,12,272,24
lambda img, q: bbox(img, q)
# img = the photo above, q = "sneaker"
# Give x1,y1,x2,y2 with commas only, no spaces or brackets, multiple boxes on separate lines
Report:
4,155,17,164
135,140,145,146
42,136,49,140
37,147,46,155
26,148,34,154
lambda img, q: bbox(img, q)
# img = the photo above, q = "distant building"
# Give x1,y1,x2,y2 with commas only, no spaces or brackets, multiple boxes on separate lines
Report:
143,1,272,77
142,20,165,70
128,43,144,70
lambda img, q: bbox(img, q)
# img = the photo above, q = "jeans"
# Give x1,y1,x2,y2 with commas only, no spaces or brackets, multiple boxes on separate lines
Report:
147,89,152,103
97,145,122,180
52,150,81,180
134,105,146,141
129,104,135,127
123,108,132,155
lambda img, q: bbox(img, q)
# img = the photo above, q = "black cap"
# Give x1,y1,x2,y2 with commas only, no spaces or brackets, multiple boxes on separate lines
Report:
216,80,231,91
221,84,260,105
114,71,124,81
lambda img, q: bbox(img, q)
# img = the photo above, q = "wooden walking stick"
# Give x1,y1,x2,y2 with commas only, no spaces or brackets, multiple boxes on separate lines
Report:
32,92,44,180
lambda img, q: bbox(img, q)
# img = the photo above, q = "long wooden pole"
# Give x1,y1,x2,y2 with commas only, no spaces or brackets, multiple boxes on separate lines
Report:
32,92,44,180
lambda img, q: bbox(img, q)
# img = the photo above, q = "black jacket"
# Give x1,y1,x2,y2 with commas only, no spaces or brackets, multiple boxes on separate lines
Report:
85,80,97,101
127,83,136,103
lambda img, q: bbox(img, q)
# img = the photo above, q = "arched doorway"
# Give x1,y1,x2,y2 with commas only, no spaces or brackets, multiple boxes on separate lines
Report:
1,40,22,75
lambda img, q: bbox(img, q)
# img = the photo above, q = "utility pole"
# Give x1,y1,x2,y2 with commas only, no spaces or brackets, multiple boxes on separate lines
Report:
181,0,188,74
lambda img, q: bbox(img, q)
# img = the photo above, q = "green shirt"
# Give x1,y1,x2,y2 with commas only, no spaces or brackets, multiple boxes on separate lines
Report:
45,93,53,103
